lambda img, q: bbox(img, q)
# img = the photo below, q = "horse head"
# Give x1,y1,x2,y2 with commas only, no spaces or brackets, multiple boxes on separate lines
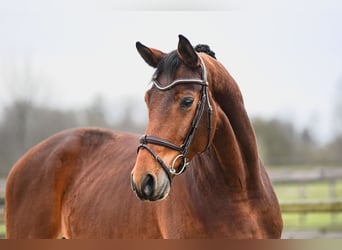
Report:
131,35,217,201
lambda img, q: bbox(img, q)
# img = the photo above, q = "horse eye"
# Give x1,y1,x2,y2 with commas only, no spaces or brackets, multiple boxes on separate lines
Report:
180,97,194,109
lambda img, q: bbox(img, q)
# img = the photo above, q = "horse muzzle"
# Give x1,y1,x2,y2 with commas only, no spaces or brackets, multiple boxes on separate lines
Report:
131,172,171,201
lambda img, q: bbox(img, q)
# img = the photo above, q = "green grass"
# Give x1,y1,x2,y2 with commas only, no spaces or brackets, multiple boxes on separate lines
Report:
282,213,342,230
274,180,342,230
274,181,342,202
0,223,5,238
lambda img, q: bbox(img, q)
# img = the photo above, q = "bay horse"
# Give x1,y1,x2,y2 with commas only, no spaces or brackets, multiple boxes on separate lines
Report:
5,35,283,238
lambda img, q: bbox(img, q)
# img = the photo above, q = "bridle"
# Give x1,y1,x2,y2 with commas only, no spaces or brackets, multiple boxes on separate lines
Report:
137,56,213,182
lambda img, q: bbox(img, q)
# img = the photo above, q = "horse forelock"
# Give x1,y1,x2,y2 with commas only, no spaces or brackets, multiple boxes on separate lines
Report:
155,44,216,83
156,50,180,81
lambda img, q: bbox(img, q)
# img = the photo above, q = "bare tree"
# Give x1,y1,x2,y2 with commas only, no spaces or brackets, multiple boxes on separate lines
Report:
0,58,77,176
0,58,38,152
333,79,342,136
83,95,109,127
322,78,342,165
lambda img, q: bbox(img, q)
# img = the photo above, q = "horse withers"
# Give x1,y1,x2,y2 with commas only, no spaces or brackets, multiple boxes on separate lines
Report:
5,35,283,238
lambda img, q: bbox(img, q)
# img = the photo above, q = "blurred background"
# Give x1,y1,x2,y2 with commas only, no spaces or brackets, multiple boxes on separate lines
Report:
0,0,342,238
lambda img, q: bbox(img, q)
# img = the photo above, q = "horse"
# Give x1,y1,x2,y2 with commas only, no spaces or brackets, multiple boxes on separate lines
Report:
5,35,283,238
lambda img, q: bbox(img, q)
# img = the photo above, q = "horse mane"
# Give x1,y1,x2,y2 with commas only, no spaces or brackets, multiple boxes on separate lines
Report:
207,55,261,186
194,44,216,59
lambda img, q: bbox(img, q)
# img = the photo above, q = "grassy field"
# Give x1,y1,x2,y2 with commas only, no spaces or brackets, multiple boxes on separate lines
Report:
274,181,342,202
274,180,342,231
0,224,4,238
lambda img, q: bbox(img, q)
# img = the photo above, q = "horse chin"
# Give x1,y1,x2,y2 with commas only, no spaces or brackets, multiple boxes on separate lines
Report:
153,178,171,201
143,177,171,202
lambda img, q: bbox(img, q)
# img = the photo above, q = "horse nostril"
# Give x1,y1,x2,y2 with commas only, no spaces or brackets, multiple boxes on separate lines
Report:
142,174,155,199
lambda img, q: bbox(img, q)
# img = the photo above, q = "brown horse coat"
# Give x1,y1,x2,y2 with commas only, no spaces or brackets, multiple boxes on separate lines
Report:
5,35,283,239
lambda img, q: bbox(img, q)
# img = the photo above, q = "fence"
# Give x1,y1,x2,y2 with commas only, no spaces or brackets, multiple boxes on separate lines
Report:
1,168,342,238
269,167,342,238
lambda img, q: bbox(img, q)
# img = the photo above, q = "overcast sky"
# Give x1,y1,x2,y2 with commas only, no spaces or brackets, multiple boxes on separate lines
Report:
0,0,341,143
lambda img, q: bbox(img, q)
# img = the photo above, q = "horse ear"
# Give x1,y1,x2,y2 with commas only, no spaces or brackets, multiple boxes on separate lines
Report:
136,42,165,68
177,35,199,68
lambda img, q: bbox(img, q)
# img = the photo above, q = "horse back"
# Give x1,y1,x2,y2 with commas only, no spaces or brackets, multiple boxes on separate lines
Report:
5,127,141,238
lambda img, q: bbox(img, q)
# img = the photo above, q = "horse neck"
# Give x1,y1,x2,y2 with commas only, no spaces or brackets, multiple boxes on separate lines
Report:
200,58,262,192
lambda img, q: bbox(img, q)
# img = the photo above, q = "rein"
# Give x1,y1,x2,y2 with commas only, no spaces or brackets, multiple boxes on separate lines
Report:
138,56,213,182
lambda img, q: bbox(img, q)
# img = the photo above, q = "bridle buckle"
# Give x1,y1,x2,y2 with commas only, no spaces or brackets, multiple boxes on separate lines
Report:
170,154,189,176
